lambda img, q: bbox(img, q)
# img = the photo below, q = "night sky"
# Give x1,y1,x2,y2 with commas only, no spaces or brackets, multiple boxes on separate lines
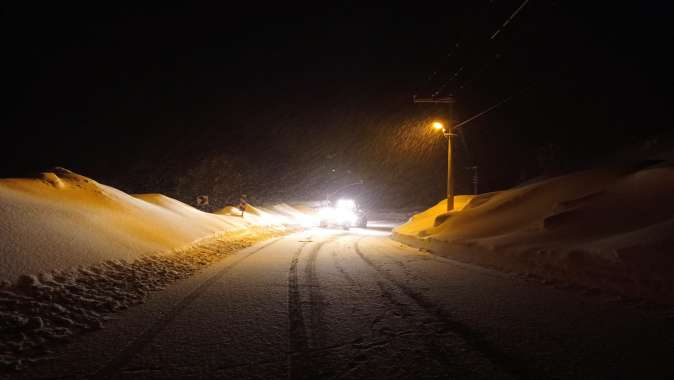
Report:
4,3,673,208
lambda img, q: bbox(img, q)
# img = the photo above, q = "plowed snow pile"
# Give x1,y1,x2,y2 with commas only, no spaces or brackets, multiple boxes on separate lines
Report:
0,168,311,370
394,161,674,303
0,168,299,283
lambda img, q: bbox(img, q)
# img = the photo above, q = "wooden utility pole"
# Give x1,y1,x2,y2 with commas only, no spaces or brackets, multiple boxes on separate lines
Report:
466,165,479,195
413,95,456,211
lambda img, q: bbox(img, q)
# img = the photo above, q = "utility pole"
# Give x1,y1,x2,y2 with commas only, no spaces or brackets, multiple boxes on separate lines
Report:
466,166,479,195
413,95,456,211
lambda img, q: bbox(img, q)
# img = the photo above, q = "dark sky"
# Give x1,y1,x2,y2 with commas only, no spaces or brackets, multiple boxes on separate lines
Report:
4,3,673,207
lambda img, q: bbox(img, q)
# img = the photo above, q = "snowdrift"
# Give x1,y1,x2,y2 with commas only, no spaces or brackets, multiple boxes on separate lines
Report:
0,168,304,283
394,162,674,303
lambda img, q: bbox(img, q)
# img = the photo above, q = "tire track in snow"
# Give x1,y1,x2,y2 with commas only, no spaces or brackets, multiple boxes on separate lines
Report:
305,240,329,348
331,238,479,378
331,239,358,286
93,237,284,380
287,234,342,380
288,243,310,354
353,237,534,380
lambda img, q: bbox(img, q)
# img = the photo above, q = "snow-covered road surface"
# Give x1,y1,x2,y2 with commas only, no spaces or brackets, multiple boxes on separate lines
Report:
11,225,674,379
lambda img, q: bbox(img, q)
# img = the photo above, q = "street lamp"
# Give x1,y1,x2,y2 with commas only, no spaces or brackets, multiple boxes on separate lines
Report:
413,95,455,211
431,121,455,211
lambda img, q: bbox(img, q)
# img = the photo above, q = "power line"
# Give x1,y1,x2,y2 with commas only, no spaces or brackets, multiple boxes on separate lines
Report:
428,0,532,98
454,81,535,130
455,0,531,94
421,42,462,88
414,2,496,99
455,54,498,93
490,0,530,40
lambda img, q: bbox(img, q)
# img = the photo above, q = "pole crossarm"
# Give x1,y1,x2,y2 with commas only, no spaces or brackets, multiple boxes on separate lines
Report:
412,95,455,104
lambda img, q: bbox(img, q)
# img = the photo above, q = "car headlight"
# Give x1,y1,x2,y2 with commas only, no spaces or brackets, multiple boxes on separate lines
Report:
334,208,355,223
319,207,335,218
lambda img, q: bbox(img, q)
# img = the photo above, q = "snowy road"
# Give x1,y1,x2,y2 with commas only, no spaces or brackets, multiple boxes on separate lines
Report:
14,223,674,379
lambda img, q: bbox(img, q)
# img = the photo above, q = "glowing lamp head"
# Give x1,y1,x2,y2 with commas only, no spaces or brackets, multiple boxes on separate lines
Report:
432,121,444,131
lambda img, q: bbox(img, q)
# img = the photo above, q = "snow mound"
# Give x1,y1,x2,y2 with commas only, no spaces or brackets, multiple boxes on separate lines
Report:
0,227,286,371
215,203,319,227
0,168,311,371
394,195,474,237
0,168,299,283
394,162,674,303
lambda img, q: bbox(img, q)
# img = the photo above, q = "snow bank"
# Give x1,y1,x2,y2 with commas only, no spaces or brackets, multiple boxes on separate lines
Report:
0,227,287,370
215,202,319,227
0,168,315,370
0,168,303,283
394,162,674,303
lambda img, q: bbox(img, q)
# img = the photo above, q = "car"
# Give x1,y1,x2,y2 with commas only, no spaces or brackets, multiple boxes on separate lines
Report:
318,198,367,229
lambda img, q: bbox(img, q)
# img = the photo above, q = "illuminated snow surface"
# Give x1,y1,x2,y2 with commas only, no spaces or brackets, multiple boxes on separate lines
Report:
1,166,674,378
0,168,313,283
4,228,674,379
0,168,314,370
395,161,674,303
